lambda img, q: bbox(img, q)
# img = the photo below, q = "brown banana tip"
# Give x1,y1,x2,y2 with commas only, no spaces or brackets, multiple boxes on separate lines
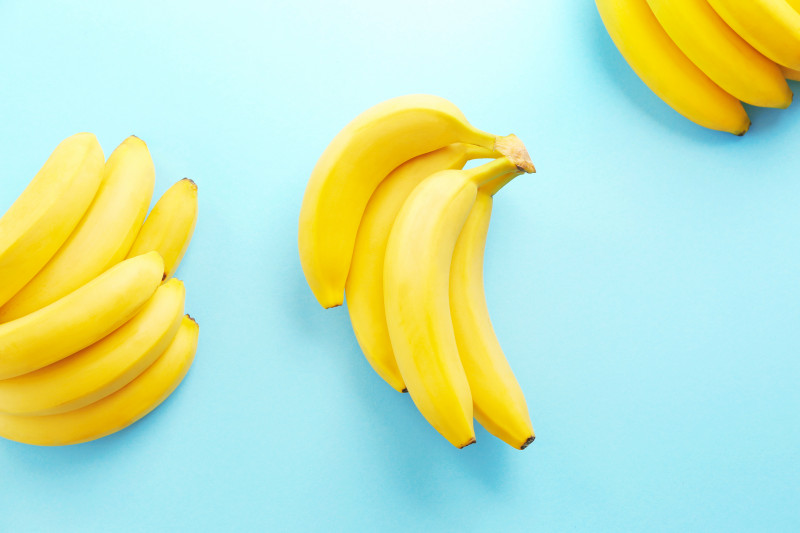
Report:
519,435,535,450
736,120,752,137
459,438,477,449
186,314,199,325
162,272,168,282
181,177,198,190
401,388,408,393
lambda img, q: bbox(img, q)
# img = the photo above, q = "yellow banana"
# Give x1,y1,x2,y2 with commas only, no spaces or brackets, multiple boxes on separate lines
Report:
0,279,185,416
595,0,750,134
384,156,532,448
0,136,155,322
707,0,800,70
299,94,528,309
646,0,792,108
345,143,497,393
0,252,164,380
128,178,198,279
0,133,104,308
450,178,535,450
783,66,800,81
0,315,198,446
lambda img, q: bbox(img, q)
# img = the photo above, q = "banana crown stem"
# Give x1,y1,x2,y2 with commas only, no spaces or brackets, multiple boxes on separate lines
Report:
479,170,519,197
465,157,523,187
492,134,535,173
462,144,501,161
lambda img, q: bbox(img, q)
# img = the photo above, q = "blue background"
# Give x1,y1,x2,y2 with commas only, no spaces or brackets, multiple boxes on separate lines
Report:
1,0,798,531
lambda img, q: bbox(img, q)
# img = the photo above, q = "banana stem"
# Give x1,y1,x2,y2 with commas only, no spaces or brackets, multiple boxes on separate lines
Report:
493,134,535,173
464,157,521,187
479,170,518,197
463,144,501,161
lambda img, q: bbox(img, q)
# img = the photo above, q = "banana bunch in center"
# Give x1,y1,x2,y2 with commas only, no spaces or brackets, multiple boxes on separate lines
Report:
0,133,199,446
300,95,537,449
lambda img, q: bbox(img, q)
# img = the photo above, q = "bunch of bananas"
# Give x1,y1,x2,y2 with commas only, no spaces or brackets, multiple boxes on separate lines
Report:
596,0,800,134
299,95,537,449
0,133,199,446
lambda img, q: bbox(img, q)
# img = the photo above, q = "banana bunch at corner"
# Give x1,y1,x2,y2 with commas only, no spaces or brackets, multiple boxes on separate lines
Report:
299,95,537,449
0,133,199,446
596,0,800,134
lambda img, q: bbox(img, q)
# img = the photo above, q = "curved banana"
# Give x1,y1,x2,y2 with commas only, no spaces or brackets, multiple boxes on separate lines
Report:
783,66,800,81
0,136,155,322
0,252,165,380
707,0,800,70
128,178,198,279
596,0,750,134
0,279,185,416
0,133,104,308
0,315,198,446
646,0,792,108
299,94,528,309
345,143,497,393
450,179,535,450
384,156,532,448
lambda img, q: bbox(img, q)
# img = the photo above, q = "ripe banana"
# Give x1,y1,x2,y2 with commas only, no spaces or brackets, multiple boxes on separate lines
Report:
0,252,164,380
0,133,104,308
595,0,750,134
450,178,535,450
707,0,800,70
0,279,185,416
384,155,532,448
646,0,792,108
299,94,527,309
345,143,497,393
0,136,155,322
0,315,198,446
783,66,800,81
128,178,199,279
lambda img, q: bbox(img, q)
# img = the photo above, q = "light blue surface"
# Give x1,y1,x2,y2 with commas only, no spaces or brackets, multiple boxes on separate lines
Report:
1,1,798,531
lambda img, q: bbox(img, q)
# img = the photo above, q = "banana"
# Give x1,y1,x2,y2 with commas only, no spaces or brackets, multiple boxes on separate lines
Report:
450,177,535,450
783,66,800,81
0,252,165,380
0,133,104,308
0,279,185,416
384,155,533,448
0,315,198,446
299,94,528,309
707,0,800,70
595,0,750,134
345,143,497,393
0,136,155,322
127,178,198,279
646,0,792,108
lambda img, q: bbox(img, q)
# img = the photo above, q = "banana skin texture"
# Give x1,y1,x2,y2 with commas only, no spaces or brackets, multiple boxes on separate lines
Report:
451,185,535,450
345,143,497,393
0,279,185,416
0,135,155,322
0,133,105,308
0,252,165,380
384,157,529,448
0,315,199,447
128,178,198,280
596,0,750,134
